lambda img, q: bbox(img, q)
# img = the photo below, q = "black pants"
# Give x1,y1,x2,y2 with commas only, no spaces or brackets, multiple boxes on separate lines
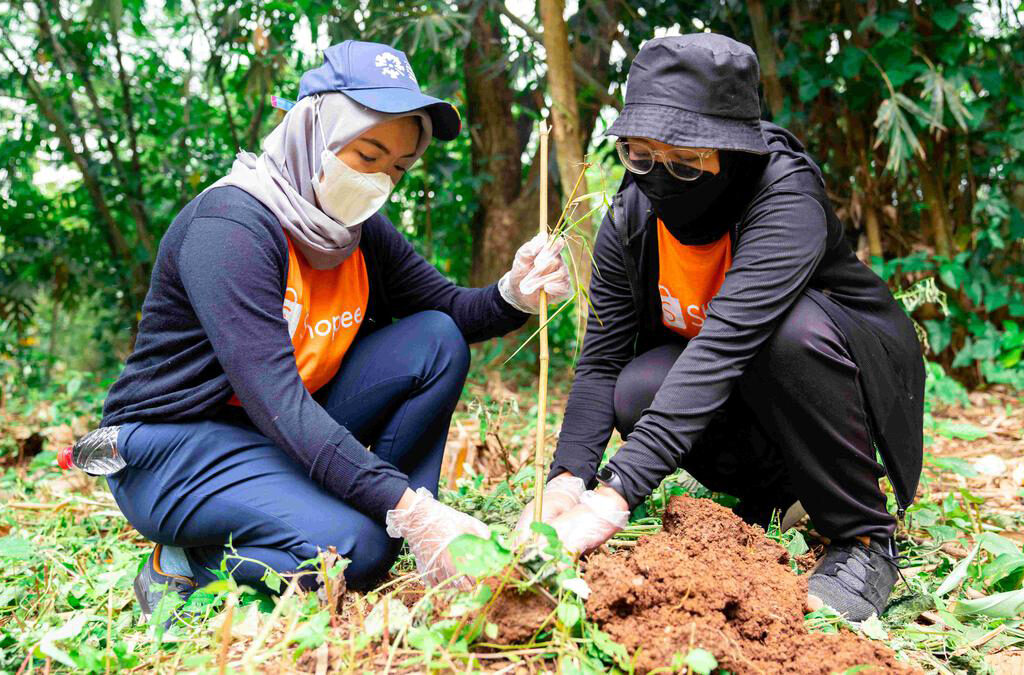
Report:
613,295,895,543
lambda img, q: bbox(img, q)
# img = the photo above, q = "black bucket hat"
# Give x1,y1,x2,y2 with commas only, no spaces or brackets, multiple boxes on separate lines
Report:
607,33,768,154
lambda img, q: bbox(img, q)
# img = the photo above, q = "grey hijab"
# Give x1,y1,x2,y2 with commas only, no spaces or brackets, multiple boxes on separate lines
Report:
209,92,432,269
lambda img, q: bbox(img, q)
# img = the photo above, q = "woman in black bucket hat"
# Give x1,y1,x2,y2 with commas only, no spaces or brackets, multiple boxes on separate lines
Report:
516,33,925,622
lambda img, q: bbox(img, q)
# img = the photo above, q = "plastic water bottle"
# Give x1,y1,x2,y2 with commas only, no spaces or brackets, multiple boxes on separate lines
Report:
56,426,126,475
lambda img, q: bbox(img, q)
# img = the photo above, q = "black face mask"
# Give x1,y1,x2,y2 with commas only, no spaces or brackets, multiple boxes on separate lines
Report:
632,160,734,241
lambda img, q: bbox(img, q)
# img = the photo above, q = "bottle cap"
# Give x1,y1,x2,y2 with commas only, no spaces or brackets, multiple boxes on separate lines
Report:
57,446,74,470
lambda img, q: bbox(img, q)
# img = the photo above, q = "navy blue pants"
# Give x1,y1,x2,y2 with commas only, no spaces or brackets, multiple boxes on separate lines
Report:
107,311,470,591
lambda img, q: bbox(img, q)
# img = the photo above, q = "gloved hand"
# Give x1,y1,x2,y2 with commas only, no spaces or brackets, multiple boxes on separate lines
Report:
514,473,587,544
547,489,630,555
498,234,572,313
385,487,491,589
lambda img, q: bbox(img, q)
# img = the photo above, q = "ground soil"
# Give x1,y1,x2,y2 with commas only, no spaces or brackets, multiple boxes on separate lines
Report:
485,582,554,645
585,495,921,674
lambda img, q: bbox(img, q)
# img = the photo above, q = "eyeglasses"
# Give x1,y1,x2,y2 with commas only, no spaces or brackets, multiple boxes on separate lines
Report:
615,139,716,181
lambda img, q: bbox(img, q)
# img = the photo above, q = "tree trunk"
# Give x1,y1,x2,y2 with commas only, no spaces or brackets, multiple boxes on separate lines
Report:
1,45,149,310
539,0,592,292
916,159,953,258
845,110,884,259
864,205,883,259
463,5,541,286
746,0,785,118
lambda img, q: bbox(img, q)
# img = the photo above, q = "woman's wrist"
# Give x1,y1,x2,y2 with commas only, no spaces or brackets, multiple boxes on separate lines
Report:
394,487,418,511
593,485,629,511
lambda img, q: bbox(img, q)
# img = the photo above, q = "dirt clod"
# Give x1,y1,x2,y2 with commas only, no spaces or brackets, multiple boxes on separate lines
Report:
585,496,920,674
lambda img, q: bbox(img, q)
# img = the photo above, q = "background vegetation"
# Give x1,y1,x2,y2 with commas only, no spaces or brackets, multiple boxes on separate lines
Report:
1,1,1022,673
2,0,1022,395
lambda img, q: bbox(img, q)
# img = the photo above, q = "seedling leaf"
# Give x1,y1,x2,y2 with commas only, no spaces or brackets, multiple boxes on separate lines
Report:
954,589,1024,618
449,533,511,578
684,647,718,674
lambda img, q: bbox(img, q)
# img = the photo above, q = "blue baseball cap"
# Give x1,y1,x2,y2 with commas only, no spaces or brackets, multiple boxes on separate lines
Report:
297,40,461,141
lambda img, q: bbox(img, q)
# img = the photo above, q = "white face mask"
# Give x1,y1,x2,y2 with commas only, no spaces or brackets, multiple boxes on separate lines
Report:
312,106,394,226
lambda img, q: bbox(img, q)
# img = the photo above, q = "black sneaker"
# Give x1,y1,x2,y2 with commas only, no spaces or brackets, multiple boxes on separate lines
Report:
134,544,197,624
807,539,900,622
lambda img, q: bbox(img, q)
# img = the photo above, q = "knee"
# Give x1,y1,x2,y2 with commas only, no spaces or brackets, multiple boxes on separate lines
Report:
411,311,470,380
756,299,828,370
614,365,660,437
748,299,853,400
760,320,814,368
338,521,400,591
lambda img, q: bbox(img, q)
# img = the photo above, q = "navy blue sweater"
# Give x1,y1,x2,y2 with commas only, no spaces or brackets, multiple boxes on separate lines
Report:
101,186,529,521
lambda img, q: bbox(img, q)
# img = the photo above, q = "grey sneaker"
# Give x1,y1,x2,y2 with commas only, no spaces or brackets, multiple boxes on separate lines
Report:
807,539,900,622
133,544,197,623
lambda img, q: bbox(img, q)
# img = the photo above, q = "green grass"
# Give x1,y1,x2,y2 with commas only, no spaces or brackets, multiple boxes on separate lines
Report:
2,361,1023,673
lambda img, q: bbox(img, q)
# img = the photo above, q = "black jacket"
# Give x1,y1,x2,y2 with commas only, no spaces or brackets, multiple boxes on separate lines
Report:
102,186,528,521
549,122,924,513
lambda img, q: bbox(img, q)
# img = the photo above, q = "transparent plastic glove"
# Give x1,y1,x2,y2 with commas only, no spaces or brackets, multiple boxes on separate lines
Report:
498,234,572,314
385,487,491,589
514,474,587,544
547,490,630,555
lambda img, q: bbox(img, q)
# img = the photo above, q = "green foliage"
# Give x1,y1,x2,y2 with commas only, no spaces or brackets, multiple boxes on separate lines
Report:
879,250,1024,388
3,0,1021,393
3,1,1024,672
3,379,1023,672
449,532,512,578
676,647,718,674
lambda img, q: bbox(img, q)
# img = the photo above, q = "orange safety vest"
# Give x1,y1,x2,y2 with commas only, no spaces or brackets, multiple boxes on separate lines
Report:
657,219,732,339
230,234,369,405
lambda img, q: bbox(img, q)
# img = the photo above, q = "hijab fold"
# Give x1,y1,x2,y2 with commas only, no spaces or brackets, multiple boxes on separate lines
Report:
208,93,431,269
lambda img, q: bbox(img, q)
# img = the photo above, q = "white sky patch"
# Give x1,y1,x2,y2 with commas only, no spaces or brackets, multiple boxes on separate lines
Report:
653,24,683,39
608,39,627,68
502,0,533,39
33,164,82,192
972,0,1018,37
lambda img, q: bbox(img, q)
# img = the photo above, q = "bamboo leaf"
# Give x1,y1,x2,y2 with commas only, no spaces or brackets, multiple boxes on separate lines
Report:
895,92,943,132
502,290,579,364
942,76,972,131
954,589,1024,618
916,69,946,132
935,542,979,596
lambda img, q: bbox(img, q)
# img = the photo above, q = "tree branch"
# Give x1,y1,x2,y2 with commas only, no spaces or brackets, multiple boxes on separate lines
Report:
41,1,131,188
491,0,621,110
0,44,132,266
191,0,241,150
109,23,155,257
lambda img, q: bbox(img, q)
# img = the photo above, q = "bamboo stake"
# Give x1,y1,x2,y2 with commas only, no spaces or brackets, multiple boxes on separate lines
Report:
534,121,551,523
217,593,235,675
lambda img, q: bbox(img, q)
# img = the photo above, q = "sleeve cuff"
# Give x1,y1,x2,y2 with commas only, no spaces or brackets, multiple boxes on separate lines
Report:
547,442,601,487
313,427,411,523
605,453,655,512
491,282,532,322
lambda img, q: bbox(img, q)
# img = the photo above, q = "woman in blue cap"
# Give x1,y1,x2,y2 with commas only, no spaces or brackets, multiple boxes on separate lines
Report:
517,34,924,623
99,41,570,617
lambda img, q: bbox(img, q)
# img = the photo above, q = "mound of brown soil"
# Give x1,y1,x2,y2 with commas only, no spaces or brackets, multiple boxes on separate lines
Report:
585,496,920,674
486,584,553,645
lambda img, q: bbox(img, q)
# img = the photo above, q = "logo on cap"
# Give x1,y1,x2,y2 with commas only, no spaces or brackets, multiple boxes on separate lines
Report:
374,52,417,83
